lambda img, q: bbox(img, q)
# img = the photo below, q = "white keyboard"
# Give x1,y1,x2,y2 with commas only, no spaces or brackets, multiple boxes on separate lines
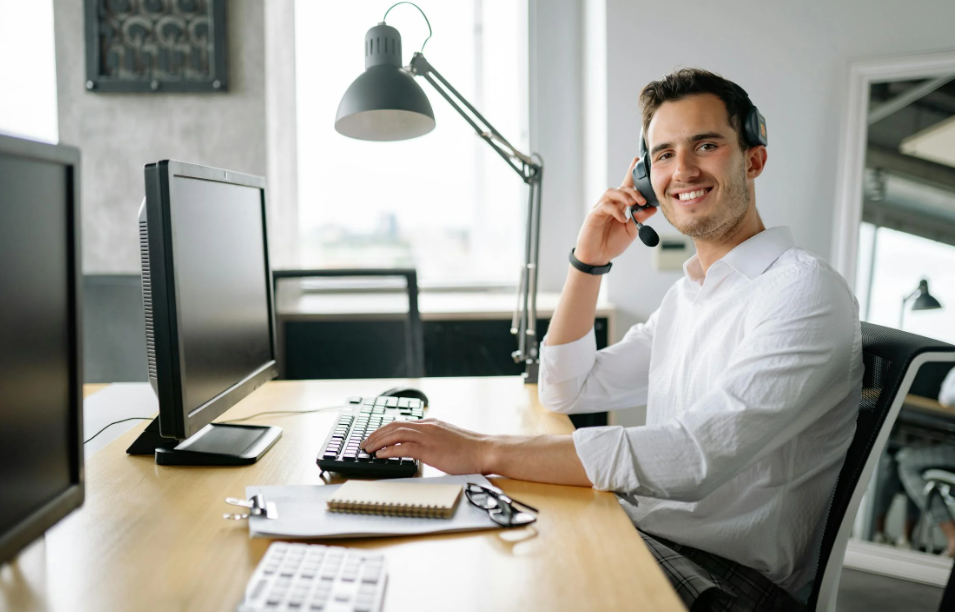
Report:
236,542,387,612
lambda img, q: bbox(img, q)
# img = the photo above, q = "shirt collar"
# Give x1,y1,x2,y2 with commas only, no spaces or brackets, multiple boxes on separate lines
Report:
682,226,795,284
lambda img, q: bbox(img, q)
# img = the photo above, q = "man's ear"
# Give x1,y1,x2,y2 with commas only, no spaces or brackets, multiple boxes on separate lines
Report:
746,146,767,179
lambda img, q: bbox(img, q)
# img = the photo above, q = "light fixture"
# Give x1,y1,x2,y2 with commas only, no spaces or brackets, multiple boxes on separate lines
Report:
335,2,544,383
899,279,942,329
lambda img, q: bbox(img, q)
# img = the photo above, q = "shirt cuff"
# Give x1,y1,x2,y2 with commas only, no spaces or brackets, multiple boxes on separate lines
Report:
572,425,641,492
539,327,597,384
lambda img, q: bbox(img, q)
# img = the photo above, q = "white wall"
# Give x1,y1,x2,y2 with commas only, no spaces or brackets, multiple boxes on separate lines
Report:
579,0,955,333
529,0,584,293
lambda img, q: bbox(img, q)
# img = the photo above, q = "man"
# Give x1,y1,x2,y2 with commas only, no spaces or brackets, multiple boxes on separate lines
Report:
363,69,863,611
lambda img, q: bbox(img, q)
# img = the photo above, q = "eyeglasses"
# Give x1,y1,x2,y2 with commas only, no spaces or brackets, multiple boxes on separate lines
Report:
465,483,538,527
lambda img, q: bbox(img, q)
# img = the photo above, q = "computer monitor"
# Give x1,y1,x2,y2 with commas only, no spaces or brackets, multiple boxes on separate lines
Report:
0,134,84,565
126,160,281,465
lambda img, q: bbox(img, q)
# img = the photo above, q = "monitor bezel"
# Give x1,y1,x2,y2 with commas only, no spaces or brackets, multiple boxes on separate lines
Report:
0,133,84,565
144,160,278,440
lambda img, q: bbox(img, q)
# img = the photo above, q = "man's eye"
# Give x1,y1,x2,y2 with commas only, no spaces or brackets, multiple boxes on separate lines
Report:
657,152,673,161
699,143,717,151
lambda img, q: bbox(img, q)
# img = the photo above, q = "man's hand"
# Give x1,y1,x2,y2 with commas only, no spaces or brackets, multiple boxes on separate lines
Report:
574,157,657,266
361,419,491,475
360,418,593,487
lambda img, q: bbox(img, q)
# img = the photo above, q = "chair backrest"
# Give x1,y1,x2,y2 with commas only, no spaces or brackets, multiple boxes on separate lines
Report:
272,269,425,379
809,322,955,612
83,274,148,383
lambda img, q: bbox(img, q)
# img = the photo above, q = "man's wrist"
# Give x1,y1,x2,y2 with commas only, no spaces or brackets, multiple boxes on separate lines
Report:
569,248,612,275
480,435,505,475
572,247,606,267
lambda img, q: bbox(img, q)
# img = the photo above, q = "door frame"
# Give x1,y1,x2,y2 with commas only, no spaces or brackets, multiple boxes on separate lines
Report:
831,50,955,285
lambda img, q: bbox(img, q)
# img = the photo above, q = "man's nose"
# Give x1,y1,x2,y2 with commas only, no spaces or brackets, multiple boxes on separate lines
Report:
672,149,701,183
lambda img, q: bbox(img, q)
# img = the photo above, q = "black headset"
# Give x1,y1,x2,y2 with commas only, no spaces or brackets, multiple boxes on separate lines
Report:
631,99,768,210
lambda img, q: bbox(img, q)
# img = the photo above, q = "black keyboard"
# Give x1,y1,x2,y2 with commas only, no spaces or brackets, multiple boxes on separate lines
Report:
316,396,425,478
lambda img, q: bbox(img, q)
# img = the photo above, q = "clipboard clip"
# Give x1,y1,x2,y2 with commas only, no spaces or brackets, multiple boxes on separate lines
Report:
223,493,279,520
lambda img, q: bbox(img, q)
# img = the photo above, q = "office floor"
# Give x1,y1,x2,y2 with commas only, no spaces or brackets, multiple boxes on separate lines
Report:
837,568,943,611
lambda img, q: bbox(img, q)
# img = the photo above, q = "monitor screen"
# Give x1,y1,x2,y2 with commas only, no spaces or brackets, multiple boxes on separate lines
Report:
0,137,82,563
168,175,273,417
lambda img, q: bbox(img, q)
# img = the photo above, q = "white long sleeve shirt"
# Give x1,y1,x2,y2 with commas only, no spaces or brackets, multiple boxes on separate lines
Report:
539,227,863,595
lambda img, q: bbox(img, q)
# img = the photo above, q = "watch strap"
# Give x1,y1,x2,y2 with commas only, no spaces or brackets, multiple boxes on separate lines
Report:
569,248,612,275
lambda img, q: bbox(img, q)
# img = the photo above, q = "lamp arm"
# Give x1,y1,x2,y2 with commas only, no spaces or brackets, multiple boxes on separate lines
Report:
410,53,542,184
409,52,543,379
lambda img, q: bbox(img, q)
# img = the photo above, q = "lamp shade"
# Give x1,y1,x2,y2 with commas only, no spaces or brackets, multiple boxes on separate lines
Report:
335,23,435,141
912,279,942,311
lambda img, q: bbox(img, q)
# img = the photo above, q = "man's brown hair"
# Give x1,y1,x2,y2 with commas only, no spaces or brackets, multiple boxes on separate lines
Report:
640,68,754,151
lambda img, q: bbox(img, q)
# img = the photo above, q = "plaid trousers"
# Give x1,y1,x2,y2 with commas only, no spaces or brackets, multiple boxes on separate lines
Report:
896,442,955,525
639,530,806,612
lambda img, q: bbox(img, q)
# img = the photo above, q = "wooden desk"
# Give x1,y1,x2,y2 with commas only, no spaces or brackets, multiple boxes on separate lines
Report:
82,383,109,399
900,394,955,439
3,378,683,612
904,394,955,419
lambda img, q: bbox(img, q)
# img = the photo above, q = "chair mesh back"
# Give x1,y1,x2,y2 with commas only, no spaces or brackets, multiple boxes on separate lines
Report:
806,323,954,610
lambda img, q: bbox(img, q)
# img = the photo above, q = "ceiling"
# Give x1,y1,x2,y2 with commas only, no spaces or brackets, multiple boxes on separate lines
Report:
864,76,955,246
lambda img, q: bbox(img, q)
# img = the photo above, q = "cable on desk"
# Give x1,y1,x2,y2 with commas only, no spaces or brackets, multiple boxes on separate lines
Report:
84,417,153,444
219,406,341,424
83,407,341,444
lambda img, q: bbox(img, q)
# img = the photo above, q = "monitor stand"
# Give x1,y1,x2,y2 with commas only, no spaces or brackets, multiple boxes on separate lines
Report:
126,418,282,466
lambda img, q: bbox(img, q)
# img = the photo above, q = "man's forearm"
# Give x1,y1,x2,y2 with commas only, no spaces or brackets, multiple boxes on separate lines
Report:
545,265,603,346
483,434,593,487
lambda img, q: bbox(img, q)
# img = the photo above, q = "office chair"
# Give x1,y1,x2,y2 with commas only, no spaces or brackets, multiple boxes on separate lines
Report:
82,274,148,382
272,269,425,379
808,323,955,612
942,552,955,612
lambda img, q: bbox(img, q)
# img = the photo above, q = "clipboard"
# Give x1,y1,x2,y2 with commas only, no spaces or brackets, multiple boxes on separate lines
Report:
223,474,500,539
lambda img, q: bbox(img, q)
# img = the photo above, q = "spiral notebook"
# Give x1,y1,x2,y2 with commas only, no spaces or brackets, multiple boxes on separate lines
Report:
326,480,463,519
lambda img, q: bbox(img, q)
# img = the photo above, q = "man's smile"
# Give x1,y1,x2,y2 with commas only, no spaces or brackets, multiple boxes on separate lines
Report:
670,186,713,206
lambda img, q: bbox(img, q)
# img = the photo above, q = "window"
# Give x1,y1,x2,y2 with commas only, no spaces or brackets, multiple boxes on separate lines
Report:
295,0,528,287
0,0,58,143
857,223,955,343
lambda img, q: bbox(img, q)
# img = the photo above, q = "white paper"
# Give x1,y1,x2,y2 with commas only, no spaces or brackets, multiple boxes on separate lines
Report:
246,474,499,539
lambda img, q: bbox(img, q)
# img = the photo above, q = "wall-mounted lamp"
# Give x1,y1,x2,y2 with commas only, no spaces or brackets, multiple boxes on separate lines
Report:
900,279,942,330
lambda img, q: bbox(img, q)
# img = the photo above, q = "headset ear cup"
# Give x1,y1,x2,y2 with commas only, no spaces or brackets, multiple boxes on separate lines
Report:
631,152,658,208
745,106,768,147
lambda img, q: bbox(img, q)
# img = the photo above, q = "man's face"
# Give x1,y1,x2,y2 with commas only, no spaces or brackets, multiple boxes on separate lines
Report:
645,94,755,241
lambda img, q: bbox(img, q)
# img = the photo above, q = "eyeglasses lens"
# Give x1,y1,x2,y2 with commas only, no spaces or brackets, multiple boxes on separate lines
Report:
466,484,536,527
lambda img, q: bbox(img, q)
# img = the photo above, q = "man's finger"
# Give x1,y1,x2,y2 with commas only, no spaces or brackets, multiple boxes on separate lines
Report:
619,186,647,206
621,156,640,189
595,200,629,224
362,426,423,452
374,441,424,460
599,188,639,208
360,421,401,447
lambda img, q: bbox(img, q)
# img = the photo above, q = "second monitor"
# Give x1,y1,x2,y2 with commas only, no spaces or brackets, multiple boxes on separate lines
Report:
127,161,280,465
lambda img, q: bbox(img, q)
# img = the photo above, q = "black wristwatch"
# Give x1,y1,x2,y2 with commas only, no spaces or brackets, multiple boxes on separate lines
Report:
569,248,612,275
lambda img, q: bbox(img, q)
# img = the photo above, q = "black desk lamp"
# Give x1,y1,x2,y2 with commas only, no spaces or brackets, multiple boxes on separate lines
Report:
335,2,544,383
899,279,942,330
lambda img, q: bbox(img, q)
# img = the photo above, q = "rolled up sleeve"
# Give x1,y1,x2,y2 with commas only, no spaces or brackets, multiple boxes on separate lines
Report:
538,309,658,415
